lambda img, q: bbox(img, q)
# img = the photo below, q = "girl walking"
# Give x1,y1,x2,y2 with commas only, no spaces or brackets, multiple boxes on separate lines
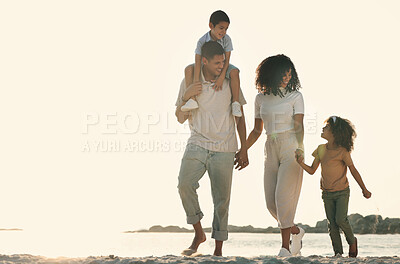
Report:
296,116,371,257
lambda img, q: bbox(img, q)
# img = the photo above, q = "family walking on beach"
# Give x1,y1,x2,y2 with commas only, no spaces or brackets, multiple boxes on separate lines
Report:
175,10,372,258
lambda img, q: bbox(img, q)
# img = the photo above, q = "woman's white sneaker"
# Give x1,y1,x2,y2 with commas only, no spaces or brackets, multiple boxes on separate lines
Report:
278,247,292,257
290,226,305,256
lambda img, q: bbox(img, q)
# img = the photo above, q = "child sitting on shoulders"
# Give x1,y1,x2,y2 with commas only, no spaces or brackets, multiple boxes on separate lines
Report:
181,10,242,117
296,116,371,258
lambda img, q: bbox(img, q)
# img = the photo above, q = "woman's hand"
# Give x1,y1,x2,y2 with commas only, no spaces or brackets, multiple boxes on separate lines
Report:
295,148,304,163
295,151,304,164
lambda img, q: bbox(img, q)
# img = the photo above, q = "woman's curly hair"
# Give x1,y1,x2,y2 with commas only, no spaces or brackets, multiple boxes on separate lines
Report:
326,116,357,152
255,54,301,97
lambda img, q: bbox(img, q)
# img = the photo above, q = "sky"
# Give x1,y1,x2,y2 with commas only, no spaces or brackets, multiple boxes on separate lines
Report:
1,0,400,238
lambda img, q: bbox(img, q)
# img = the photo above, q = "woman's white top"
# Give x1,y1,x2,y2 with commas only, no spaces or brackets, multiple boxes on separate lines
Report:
255,89,304,135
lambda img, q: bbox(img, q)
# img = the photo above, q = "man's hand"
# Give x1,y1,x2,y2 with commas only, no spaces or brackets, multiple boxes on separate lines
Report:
234,149,249,170
213,76,224,91
183,81,203,101
176,106,192,124
176,82,201,124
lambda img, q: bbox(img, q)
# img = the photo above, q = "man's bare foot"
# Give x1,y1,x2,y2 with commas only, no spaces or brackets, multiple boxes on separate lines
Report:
189,231,206,251
213,240,223,256
181,222,207,256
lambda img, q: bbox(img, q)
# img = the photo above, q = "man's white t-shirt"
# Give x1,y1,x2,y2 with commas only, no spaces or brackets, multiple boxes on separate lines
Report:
254,89,304,135
176,71,246,152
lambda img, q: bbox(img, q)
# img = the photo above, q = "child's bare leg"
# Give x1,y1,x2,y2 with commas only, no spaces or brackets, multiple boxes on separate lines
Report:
230,69,242,117
230,69,240,102
181,65,198,111
185,65,194,93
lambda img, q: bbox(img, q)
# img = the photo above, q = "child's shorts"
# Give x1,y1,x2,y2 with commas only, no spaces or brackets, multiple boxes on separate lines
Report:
225,64,239,79
189,63,239,79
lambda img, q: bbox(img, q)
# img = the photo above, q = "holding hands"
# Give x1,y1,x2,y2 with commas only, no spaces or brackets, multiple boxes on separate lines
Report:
294,148,372,200
295,148,305,164
234,149,249,170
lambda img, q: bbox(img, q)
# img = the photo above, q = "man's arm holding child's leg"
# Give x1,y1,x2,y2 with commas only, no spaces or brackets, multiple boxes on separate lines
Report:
175,105,191,124
175,82,203,124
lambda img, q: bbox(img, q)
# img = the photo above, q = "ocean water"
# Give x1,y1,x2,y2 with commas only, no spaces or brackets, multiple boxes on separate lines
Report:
0,231,399,258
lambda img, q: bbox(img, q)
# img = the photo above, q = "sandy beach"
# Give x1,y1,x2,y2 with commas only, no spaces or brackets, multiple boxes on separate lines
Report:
0,254,399,264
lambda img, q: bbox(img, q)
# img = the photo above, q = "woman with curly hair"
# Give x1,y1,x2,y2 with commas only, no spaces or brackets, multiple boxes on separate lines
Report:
238,54,305,257
296,116,372,258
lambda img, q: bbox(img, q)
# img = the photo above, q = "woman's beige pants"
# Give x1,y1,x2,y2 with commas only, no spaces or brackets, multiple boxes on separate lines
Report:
264,131,303,229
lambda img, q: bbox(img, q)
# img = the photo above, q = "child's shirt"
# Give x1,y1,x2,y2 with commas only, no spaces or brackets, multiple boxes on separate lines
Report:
195,31,233,55
312,144,354,192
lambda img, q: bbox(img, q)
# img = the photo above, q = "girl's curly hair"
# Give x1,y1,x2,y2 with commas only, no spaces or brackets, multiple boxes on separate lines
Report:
255,54,301,97
326,116,357,152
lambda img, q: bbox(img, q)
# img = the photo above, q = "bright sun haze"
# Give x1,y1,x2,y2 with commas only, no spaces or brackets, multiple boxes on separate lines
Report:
0,0,399,257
